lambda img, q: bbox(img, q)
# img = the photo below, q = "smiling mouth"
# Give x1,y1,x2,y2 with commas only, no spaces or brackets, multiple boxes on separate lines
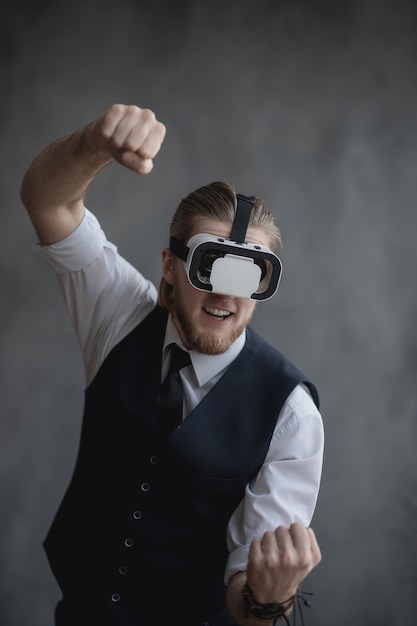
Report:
203,307,232,321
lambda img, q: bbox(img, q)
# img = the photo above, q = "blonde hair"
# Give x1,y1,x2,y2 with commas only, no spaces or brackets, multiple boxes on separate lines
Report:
158,181,282,310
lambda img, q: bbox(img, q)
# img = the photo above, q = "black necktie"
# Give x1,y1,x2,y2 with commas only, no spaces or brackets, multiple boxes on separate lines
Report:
155,344,191,435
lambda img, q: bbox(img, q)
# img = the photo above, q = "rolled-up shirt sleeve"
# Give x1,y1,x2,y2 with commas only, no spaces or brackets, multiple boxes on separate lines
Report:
35,208,158,384
225,383,324,583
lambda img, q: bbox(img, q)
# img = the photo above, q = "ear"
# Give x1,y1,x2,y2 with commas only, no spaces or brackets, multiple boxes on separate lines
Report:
161,247,175,285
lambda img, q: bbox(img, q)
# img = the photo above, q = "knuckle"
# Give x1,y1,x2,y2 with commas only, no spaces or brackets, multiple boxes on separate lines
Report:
110,103,125,113
280,553,295,569
264,553,279,570
299,555,311,570
126,104,141,115
264,529,277,542
141,108,156,123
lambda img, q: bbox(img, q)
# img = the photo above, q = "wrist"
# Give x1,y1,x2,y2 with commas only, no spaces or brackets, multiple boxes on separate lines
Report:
78,123,113,169
242,583,296,623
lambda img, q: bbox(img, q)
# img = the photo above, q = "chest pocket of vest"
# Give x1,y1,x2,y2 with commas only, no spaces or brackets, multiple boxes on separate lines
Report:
180,469,243,526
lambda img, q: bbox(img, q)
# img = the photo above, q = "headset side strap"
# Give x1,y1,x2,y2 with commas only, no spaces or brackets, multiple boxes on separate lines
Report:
169,236,189,261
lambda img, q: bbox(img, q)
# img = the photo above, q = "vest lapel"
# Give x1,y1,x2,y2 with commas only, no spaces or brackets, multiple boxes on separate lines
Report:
117,306,168,435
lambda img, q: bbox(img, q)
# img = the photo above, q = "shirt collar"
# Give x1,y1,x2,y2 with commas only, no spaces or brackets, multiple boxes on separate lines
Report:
164,314,246,386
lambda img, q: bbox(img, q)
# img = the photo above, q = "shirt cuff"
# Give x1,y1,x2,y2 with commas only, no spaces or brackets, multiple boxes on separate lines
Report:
34,208,106,273
224,546,250,584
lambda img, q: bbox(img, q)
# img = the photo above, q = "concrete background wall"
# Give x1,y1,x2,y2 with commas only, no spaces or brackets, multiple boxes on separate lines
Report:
1,1,417,624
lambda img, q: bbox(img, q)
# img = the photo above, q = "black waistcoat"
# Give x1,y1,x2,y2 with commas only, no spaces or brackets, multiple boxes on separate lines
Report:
44,305,319,626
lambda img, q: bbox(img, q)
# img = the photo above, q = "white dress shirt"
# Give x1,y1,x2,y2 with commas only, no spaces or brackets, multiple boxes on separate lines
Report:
36,208,324,583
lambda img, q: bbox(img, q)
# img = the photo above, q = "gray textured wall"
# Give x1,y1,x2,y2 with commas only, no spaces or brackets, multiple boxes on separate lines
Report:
1,1,417,624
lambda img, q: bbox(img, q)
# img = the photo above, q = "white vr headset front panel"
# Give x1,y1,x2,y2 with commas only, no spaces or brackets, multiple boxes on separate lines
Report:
179,233,282,301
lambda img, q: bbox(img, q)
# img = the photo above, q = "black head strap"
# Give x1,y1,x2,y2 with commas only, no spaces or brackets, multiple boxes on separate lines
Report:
169,235,188,261
230,194,255,243
170,192,255,256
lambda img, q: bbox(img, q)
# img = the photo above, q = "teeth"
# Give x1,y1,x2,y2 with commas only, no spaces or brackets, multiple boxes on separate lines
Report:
204,307,231,318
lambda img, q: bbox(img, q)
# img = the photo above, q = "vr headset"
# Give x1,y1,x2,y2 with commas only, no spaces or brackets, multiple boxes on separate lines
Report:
169,193,282,301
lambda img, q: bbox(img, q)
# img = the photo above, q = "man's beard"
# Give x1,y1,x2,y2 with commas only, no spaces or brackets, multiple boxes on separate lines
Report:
171,289,254,355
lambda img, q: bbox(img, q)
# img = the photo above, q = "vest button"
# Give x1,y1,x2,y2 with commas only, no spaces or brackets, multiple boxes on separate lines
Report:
111,593,120,603
150,455,159,464
132,510,142,520
140,482,150,492
118,566,128,575
124,538,133,548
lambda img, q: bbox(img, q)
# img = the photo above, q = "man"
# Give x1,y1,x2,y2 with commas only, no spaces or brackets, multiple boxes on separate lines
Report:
21,104,324,626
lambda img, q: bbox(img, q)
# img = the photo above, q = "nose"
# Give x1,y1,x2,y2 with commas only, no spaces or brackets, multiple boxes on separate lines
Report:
211,292,236,304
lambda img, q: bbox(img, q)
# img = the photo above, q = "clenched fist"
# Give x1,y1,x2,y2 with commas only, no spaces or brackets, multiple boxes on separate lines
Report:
246,522,321,605
90,103,166,175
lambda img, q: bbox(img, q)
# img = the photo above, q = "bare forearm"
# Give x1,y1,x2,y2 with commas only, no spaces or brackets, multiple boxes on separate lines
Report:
21,124,111,243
